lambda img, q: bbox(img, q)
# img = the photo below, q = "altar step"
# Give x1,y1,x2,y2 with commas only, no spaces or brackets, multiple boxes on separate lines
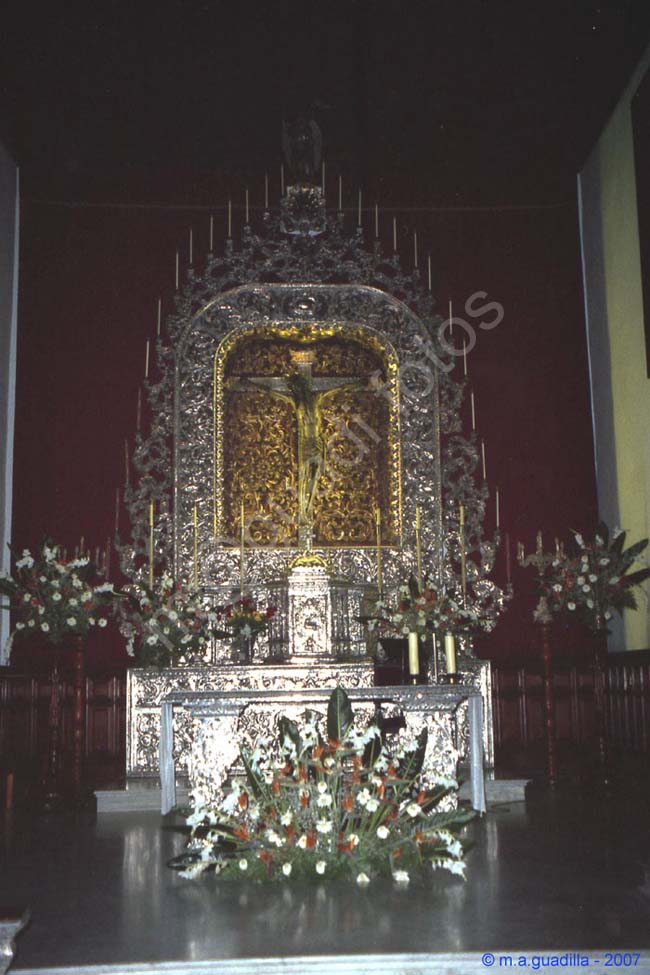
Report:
14,951,584,975
96,775,529,814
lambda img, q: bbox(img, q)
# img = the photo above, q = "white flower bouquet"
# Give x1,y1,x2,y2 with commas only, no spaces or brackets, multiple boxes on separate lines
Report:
170,687,474,886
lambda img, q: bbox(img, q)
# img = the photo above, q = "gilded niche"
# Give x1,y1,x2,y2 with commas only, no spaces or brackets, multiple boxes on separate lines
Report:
217,330,400,549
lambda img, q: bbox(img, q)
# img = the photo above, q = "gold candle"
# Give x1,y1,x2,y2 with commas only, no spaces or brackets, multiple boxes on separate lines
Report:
148,499,154,589
459,503,467,606
375,506,383,597
193,503,199,590
415,504,423,592
240,500,245,597
444,632,457,674
408,631,420,678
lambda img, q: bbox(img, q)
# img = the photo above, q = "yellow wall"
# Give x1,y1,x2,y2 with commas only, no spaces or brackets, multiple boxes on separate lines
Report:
580,46,650,650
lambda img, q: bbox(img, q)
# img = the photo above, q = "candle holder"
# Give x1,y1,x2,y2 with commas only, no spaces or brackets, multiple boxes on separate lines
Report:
439,672,461,685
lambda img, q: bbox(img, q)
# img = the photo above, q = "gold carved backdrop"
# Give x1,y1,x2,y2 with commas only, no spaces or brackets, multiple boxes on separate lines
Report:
220,331,400,547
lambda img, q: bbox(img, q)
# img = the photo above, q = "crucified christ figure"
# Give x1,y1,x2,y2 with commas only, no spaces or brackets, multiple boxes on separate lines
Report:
228,349,367,548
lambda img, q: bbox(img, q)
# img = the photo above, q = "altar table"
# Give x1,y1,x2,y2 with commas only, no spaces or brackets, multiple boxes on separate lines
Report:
159,684,486,815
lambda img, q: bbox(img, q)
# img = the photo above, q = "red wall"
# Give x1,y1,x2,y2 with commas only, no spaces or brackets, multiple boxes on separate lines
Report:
12,175,598,667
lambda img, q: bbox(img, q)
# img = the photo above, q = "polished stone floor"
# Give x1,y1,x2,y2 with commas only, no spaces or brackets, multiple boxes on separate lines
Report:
2,789,650,972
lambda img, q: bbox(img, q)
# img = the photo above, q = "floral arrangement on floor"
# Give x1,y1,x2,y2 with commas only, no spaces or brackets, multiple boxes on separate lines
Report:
170,687,474,886
118,573,223,667
366,575,479,642
0,541,115,657
541,523,650,632
216,596,277,640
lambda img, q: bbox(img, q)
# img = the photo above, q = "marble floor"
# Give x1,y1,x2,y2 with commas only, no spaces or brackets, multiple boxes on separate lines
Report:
2,789,650,974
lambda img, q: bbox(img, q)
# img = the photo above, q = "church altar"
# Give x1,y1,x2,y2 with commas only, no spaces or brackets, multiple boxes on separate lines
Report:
159,684,486,816
118,135,508,808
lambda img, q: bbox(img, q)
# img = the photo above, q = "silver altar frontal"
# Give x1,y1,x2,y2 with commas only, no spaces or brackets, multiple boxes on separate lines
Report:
158,685,486,815
121,172,507,802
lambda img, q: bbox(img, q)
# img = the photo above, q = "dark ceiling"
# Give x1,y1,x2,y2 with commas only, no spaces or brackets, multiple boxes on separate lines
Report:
2,0,650,206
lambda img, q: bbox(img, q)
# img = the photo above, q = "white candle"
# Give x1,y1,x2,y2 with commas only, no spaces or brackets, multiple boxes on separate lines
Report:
175,251,179,290
209,214,214,251
444,633,456,674
408,631,420,677
496,488,500,528
427,254,432,291
413,231,418,268
145,340,150,379
463,341,468,376
228,199,232,238
156,297,161,337
449,298,453,335
471,391,476,431
481,440,486,480
245,188,249,224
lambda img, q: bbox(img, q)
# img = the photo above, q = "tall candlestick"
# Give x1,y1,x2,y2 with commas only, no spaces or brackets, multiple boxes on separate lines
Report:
496,488,500,529
393,217,397,251
245,188,249,224
481,440,486,480
189,227,193,265
375,203,379,238
228,199,232,238
209,214,214,252
413,230,418,268
280,163,285,196
470,391,476,431
505,531,511,585
427,254,432,291
193,503,199,590
175,251,179,290
265,173,269,210
357,190,362,227
145,340,150,379
415,504,423,592
444,633,457,674
157,297,161,337
240,500,245,597
338,174,342,211
408,631,420,679
148,499,154,589
459,503,467,606
375,507,383,597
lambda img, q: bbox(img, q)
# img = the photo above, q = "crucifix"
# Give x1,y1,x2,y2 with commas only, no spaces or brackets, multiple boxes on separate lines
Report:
227,349,367,549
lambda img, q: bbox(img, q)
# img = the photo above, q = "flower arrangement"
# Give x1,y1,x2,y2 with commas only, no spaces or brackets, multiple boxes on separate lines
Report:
367,575,479,641
0,541,115,657
118,573,221,667
216,596,276,639
541,523,650,632
170,687,474,886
